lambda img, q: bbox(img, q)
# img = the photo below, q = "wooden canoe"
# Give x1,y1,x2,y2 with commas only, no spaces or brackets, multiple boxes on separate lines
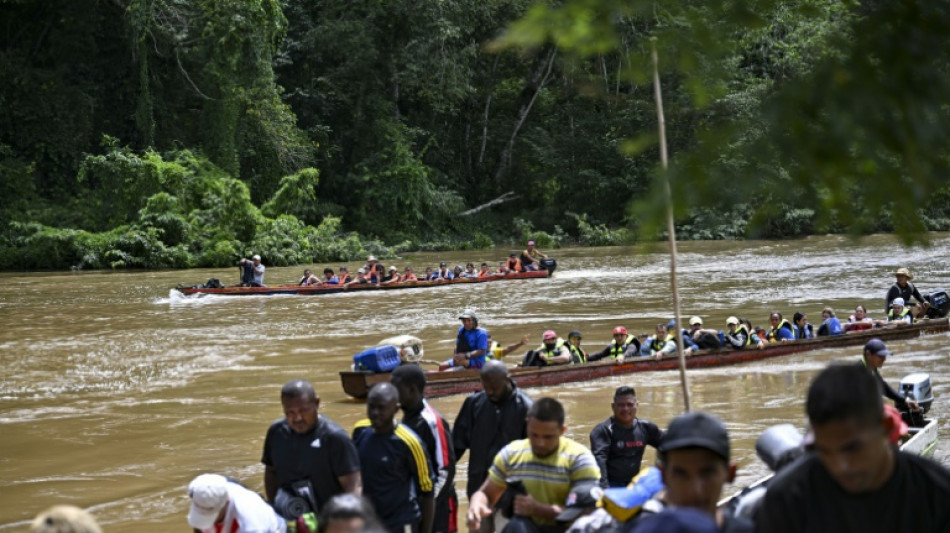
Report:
340,317,950,399
176,268,552,296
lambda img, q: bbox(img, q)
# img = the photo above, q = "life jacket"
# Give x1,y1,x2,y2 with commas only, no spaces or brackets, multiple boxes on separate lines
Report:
766,319,794,341
650,334,674,353
403,273,418,281
486,340,501,360
299,276,311,286
733,325,753,346
536,338,566,359
887,308,912,322
609,335,639,358
506,257,522,272
848,316,874,331
567,343,587,364
338,273,352,284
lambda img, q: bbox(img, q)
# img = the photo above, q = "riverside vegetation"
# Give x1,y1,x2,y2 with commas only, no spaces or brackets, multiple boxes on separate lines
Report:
1,0,949,270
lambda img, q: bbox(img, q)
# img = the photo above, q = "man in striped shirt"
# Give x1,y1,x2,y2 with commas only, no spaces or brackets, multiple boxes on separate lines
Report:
466,398,601,533
353,383,435,533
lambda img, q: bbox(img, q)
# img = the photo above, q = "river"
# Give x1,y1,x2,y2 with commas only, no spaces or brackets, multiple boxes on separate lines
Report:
1,234,948,531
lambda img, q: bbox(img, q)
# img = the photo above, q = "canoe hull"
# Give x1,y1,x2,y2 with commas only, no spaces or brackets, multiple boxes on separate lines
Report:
340,317,950,399
176,269,551,296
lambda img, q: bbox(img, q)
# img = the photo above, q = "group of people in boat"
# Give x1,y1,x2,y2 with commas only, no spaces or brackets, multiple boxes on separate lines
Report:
438,267,937,372
237,241,550,288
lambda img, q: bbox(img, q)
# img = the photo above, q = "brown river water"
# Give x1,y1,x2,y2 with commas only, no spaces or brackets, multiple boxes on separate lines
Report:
2,234,949,531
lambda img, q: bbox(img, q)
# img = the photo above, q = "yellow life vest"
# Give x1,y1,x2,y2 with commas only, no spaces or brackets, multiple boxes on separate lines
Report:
650,334,674,352
767,319,794,341
536,338,566,359
887,308,911,322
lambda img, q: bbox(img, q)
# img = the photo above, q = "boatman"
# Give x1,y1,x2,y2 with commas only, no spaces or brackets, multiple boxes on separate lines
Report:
261,380,362,520
860,338,920,413
353,383,435,533
520,240,548,271
466,398,601,533
589,326,641,364
391,365,458,533
756,363,950,532
886,267,930,318
239,254,265,287
441,310,488,370
589,386,663,488
187,473,285,533
453,361,533,533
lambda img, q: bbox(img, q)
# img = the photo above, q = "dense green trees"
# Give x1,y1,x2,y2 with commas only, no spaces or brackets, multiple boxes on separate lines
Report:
1,0,947,269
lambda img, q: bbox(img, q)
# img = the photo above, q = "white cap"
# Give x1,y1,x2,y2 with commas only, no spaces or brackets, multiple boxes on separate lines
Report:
726,316,739,326
188,474,228,529
892,297,905,307
252,254,261,261
689,316,703,326
389,265,397,271
357,268,366,274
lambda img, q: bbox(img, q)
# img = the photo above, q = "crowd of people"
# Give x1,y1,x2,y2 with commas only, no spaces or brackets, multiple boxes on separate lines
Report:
433,267,940,372
235,242,551,288
36,267,950,533
41,335,948,533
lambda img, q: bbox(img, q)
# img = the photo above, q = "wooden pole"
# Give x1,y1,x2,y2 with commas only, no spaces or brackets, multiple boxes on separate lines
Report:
651,37,691,412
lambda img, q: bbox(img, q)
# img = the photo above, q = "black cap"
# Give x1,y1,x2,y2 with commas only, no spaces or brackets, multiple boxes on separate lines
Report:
440,261,447,267
659,412,730,462
568,330,582,339
555,482,603,523
864,338,890,357
629,508,718,533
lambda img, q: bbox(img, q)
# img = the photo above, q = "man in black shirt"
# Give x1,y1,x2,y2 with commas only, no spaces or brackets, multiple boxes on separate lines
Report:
589,386,663,488
885,267,930,317
453,361,532,532
262,380,361,516
353,383,435,533
392,364,458,533
860,337,920,413
756,363,950,532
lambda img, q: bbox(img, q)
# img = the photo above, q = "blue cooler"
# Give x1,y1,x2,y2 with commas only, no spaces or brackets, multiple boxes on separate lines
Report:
353,345,401,372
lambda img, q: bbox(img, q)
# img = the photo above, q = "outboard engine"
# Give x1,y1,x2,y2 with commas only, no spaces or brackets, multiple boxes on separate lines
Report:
924,290,950,318
755,424,805,472
900,373,934,414
539,258,557,274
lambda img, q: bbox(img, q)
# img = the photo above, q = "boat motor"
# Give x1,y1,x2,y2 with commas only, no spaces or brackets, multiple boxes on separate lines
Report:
900,373,934,414
755,424,805,472
924,290,950,318
539,258,557,274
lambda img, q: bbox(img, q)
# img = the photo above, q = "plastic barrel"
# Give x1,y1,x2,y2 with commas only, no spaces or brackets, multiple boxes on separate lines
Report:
353,345,401,372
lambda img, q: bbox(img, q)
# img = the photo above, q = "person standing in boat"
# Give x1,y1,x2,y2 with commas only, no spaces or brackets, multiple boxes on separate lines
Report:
353,383,435,533
589,386,663,489
261,380,362,520
391,365,459,533
756,363,950,532
453,361,533,533
765,312,795,342
885,267,930,318
239,255,265,287
860,338,920,413
589,326,641,363
520,240,547,271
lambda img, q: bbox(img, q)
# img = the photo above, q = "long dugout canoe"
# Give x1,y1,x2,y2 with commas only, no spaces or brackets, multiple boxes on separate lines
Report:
176,269,551,296
340,317,950,399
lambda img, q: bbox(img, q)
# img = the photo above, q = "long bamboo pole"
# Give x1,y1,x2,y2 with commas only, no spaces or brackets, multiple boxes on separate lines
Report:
650,37,691,412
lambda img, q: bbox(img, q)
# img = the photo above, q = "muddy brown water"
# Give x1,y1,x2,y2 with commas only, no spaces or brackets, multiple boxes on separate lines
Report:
2,234,949,531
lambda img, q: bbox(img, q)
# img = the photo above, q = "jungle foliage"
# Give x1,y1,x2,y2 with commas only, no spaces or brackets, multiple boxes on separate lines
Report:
1,0,948,269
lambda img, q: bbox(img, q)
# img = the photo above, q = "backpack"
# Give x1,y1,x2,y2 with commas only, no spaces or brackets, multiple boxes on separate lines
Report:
203,278,223,289
694,332,721,350
521,349,547,367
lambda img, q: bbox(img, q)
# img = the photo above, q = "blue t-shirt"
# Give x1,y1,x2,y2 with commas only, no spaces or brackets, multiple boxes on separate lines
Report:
818,317,843,336
456,326,489,368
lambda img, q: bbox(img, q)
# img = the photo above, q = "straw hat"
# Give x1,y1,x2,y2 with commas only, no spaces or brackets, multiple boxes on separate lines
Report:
892,267,913,280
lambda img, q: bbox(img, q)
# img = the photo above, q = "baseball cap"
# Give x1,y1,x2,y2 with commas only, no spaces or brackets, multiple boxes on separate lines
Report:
568,330,583,339
543,329,557,340
689,316,703,326
459,310,477,320
187,474,229,529
726,316,739,326
630,508,718,533
357,267,366,274
528,240,536,246
252,254,261,261
555,483,603,523
388,265,397,271
891,297,905,307
659,411,730,462
440,261,447,267
864,337,890,357
613,326,627,335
